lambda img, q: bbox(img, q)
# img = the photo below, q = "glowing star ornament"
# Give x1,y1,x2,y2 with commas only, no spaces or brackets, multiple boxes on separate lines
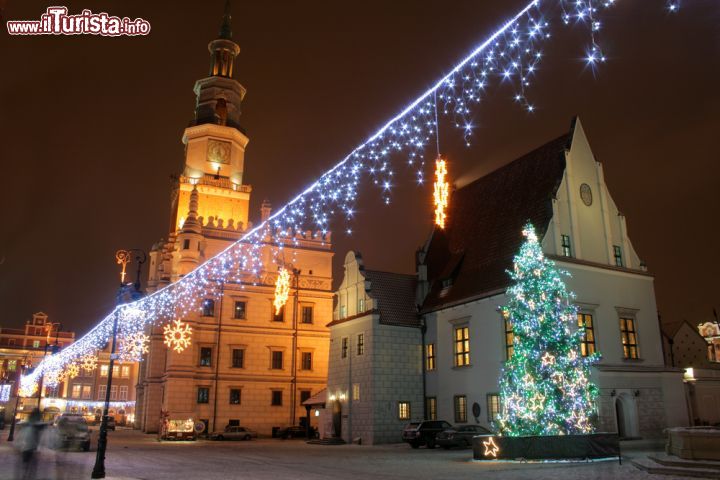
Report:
541,352,556,366
433,157,449,229
163,319,192,353
483,437,500,458
273,268,291,315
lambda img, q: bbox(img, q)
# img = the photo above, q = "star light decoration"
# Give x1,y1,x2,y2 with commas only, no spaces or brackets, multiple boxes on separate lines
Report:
163,319,192,354
273,268,291,315
483,437,500,458
20,0,687,394
497,223,599,437
433,157,449,229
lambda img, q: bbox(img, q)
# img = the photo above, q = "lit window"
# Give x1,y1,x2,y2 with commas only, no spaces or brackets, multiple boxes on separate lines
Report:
358,298,365,313
121,365,130,378
97,385,107,400
487,394,501,423
110,385,117,400
454,326,470,367
200,347,213,366
33,340,40,348
119,385,128,401
426,344,436,371
229,389,241,405
357,334,364,356
341,337,348,359
352,384,360,401
100,365,109,377
454,395,467,423
613,245,623,267
271,390,283,406
271,351,283,370
620,317,639,359
113,365,120,376
197,387,210,404
561,234,572,257
81,385,91,399
71,384,81,399
7,360,17,372
426,397,437,420
577,313,596,357
232,349,244,368
301,306,313,324
340,305,347,318
234,301,246,319
398,401,411,420
504,314,514,359
301,352,312,371
202,299,215,317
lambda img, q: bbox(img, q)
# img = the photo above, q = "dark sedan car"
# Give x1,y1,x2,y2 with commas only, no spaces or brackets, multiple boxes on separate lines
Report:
277,425,316,439
402,420,453,449
436,424,493,449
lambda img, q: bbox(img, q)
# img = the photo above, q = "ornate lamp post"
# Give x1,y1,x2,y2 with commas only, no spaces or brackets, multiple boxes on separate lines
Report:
91,249,145,479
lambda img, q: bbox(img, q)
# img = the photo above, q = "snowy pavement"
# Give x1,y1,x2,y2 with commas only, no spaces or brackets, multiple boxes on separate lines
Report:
0,429,688,479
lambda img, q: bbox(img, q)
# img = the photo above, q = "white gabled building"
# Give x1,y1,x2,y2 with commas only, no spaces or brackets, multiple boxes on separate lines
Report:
418,117,688,438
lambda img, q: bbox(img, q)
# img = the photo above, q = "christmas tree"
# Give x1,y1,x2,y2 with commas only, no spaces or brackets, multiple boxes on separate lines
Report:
497,223,599,436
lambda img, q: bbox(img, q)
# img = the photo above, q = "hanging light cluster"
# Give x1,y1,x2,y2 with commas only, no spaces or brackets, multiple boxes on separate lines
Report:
273,268,291,315
433,157,449,229
21,0,689,394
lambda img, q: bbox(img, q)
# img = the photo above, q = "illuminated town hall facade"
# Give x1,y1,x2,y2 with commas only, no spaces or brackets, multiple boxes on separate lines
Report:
135,10,333,436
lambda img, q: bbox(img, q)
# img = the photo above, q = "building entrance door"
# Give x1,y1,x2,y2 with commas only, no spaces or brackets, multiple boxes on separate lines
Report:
332,401,342,438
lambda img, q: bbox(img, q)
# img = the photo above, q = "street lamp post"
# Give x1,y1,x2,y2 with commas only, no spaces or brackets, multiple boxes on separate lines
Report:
91,249,145,479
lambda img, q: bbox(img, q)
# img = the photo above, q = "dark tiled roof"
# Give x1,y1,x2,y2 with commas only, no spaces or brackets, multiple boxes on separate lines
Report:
421,128,573,312
364,270,419,327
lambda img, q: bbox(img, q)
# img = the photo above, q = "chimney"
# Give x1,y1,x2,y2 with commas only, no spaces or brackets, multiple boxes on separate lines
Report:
261,199,272,222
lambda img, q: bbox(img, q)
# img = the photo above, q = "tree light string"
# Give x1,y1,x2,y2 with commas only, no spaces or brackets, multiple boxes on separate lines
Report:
21,0,683,392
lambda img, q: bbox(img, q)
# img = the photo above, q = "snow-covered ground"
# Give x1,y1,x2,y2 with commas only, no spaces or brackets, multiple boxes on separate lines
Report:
0,429,684,479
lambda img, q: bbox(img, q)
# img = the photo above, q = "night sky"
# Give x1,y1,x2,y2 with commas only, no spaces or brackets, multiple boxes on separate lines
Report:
1,1,718,335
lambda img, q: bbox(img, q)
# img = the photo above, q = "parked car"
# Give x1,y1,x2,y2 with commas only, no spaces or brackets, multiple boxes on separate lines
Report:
105,417,116,431
436,424,493,449
402,420,453,449
211,426,258,441
52,414,91,451
277,425,316,439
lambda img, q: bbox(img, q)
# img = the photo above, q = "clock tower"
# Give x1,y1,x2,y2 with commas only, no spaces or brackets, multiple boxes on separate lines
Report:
170,0,251,232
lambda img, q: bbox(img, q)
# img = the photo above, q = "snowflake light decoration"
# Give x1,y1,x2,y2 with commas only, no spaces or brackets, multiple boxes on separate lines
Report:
18,383,37,398
64,363,80,380
119,331,150,361
80,353,98,373
273,268,291,315
163,319,192,353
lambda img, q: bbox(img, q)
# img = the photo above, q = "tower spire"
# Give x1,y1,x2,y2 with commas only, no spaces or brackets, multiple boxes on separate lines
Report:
218,0,232,40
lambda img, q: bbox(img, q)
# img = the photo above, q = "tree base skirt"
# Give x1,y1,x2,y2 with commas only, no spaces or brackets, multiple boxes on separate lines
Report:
473,433,620,461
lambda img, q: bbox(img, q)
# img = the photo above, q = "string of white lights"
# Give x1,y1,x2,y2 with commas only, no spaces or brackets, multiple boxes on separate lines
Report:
21,0,684,392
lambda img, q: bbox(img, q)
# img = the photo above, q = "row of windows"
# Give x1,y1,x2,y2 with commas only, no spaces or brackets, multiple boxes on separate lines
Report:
99,364,132,378
423,394,501,423
340,334,364,359
196,387,312,406
70,384,129,401
337,298,367,319
425,313,640,369
559,234,625,267
199,300,315,324
198,347,314,371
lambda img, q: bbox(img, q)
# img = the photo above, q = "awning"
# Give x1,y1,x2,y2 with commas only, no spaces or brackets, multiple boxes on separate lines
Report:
302,388,326,407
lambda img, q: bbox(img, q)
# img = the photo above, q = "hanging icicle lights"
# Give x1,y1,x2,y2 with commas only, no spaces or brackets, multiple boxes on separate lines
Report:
273,268,291,315
21,0,687,392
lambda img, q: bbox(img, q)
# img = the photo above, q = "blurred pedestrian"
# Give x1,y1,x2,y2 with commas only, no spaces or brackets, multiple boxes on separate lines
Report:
17,408,42,479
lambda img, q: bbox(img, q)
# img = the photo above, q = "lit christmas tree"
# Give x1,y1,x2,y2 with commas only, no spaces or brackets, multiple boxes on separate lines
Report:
497,223,599,436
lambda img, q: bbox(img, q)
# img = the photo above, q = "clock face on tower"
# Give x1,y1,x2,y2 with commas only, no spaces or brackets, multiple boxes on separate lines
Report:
207,139,231,165
579,183,593,206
